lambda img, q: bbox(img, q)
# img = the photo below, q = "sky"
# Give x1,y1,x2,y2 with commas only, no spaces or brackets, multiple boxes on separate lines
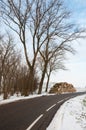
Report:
50,0,86,88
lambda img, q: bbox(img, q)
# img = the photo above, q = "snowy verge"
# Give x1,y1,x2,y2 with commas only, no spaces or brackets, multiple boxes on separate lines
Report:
47,94,86,130
0,93,55,105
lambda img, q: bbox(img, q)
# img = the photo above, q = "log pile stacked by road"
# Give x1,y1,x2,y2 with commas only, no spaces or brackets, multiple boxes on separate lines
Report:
49,82,76,94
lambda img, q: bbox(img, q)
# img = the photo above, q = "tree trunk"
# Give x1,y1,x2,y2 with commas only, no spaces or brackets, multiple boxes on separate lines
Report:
3,78,8,99
45,72,51,92
0,76,1,94
38,63,47,94
0,70,2,95
3,87,8,99
29,68,34,93
24,68,34,96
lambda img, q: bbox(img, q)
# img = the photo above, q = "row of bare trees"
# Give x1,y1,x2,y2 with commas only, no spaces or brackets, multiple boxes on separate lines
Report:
0,34,38,99
0,0,85,97
0,34,20,98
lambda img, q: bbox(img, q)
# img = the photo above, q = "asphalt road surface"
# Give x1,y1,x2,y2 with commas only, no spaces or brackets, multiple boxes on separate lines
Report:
0,92,86,130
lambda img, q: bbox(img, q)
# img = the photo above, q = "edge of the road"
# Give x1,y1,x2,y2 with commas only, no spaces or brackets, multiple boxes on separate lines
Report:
46,93,86,130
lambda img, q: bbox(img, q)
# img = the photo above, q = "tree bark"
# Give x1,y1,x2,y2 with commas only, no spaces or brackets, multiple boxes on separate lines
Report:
23,67,34,96
45,72,51,92
0,75,2,94
38,63,47,94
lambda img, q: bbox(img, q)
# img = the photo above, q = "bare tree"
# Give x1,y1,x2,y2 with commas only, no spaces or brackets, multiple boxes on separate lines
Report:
0,0,35,94
0,0,49,94
0,34,21,99
36,0,85,94
0,35,3,94
45,51,67,92
0,0,85,95
38,40,74,94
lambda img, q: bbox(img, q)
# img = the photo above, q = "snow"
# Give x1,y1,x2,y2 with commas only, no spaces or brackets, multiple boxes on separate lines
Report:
0,93,55,105
76,88,86,92
47,94,86,130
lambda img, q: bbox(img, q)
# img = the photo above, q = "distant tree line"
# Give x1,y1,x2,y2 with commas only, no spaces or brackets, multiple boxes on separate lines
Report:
0,0,85,99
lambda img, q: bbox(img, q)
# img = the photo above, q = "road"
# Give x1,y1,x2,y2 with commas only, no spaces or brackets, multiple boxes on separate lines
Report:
0,92,86,130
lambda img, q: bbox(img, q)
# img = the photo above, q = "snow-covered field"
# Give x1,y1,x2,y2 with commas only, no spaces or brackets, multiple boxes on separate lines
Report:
47,94,86,130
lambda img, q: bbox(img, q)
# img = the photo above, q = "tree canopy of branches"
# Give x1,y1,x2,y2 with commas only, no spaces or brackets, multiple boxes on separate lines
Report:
0,0,85,94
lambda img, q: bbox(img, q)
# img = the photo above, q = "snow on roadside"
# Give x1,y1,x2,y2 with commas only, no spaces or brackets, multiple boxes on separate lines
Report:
0,93,55,105
47,94,86,130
